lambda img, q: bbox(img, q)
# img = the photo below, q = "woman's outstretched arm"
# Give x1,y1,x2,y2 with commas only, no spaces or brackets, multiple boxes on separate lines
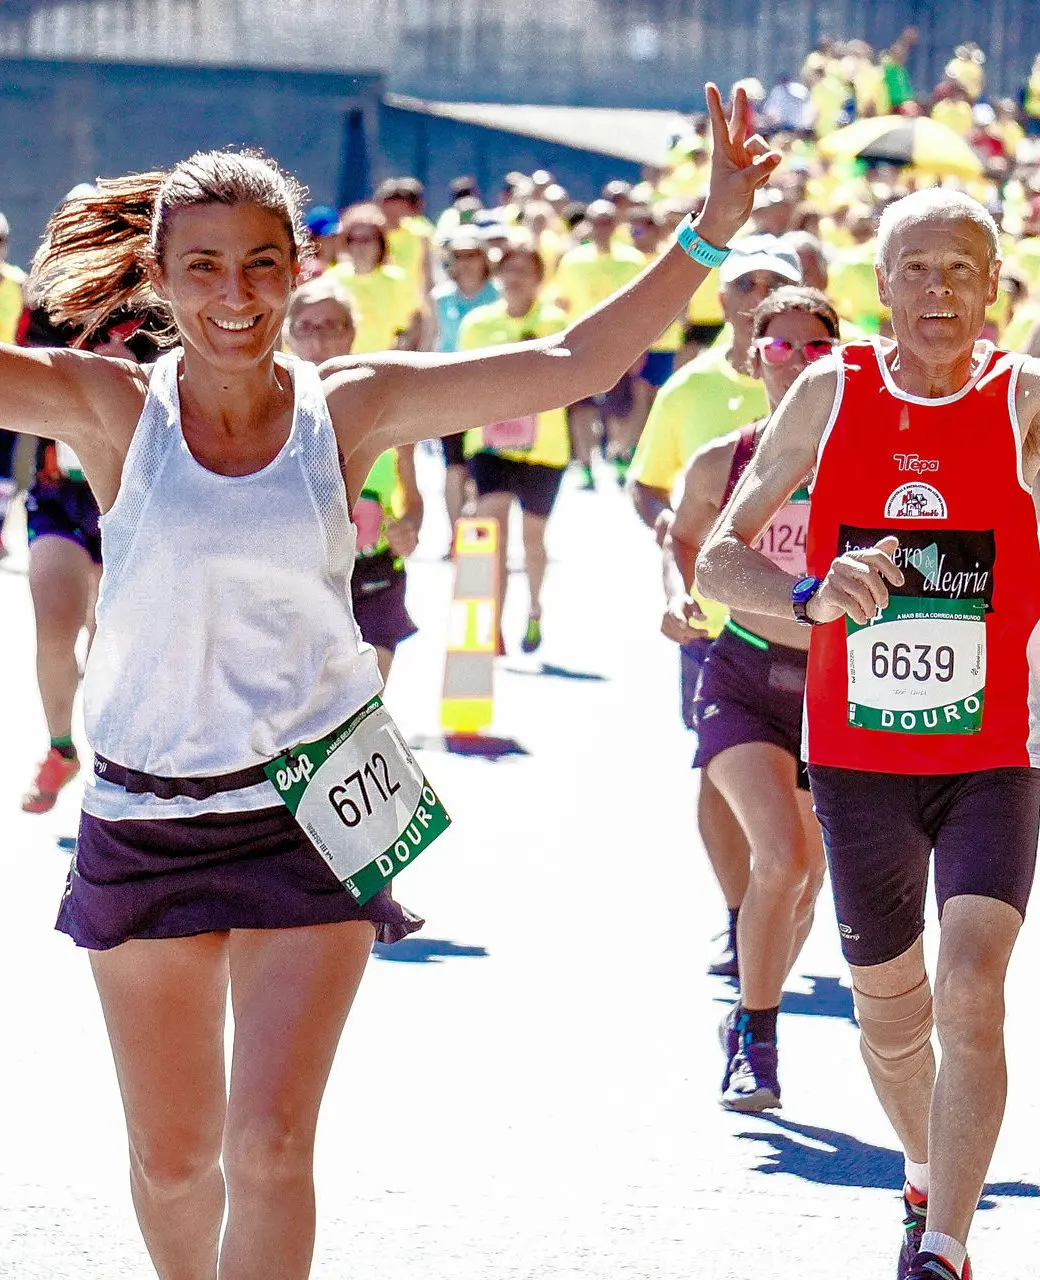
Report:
0,343,143,450
328,84,782,469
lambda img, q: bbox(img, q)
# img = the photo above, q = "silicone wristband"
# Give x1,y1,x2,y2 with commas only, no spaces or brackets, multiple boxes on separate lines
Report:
676,215,731,268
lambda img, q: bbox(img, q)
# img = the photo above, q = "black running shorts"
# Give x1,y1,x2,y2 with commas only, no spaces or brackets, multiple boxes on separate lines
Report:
467,453,565,519
808,764,1040,968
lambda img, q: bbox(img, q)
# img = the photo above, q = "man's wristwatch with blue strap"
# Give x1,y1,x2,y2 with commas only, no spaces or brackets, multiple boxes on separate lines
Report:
792,575,823,626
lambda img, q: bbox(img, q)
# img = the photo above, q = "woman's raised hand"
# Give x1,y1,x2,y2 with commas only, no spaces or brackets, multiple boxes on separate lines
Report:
697,83,782,247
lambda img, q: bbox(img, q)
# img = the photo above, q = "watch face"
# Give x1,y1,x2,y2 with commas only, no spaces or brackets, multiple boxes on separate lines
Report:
792,576,819,601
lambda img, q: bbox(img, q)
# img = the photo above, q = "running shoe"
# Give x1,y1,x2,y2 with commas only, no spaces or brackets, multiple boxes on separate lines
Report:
613,449,634,487
520,616,542,654
897,1184,928,1280
22,748,80,814
578,464,596,491
905,1253,971,1280
707,926,739,978
718,1004,741,1090
721,1041,782,1112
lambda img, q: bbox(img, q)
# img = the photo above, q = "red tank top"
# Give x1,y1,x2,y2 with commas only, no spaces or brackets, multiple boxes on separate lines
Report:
805,340,1040,774
723,424,809,578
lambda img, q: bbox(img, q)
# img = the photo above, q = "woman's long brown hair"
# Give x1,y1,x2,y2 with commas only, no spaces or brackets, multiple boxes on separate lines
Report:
29,149,312,343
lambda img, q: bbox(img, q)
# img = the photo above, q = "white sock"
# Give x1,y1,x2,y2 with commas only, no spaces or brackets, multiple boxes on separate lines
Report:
920,1232,967,1275
904,1157,929,1197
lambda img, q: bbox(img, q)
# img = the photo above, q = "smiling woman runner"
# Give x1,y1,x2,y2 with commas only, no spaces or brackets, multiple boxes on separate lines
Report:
0,91,776,1280
661,286,838,1112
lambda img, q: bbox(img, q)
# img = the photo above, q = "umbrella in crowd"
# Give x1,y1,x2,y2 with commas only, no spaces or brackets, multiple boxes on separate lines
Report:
818,114,984,179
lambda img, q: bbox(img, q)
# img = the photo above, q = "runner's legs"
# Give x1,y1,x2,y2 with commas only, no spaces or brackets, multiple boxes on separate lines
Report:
927,894,1021,1244
848,939,933,1166
440,433,468,553
566,403,599,472
520,511,548,619
29,534,97,741
473,489,513,628
90,933,230,1280
221,921,374,1280
91,921,375,1280
698,774,750,910
708,743,824,1009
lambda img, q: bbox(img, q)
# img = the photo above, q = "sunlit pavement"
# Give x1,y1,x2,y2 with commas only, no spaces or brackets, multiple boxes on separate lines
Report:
1,450,1037,1277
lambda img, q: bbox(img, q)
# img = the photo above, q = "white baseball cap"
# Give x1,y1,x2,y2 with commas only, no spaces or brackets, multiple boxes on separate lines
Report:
719,234,802,286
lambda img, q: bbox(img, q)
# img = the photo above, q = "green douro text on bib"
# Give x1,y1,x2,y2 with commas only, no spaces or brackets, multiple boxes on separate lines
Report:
846,596,986,735
264,697,450,903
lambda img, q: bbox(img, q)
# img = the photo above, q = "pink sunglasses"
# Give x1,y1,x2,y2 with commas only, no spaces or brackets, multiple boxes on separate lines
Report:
754,336,836,365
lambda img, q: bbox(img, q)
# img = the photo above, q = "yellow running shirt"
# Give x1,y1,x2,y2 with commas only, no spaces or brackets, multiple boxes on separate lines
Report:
327,262,417,354
552,241,645,318
459,299,570,468
387,216,432,301
628,335,767,494
0,263,26,344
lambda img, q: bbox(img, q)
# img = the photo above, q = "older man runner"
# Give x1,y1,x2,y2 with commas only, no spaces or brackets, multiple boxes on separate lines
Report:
698,189,1040,1280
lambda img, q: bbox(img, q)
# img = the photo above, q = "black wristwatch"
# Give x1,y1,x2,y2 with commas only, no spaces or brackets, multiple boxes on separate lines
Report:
792,575,823,626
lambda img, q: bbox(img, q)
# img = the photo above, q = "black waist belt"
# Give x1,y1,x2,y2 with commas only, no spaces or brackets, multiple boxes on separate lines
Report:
93,754,271,801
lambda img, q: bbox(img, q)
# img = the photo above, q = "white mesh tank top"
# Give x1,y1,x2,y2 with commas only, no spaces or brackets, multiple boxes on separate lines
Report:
82,348,381,820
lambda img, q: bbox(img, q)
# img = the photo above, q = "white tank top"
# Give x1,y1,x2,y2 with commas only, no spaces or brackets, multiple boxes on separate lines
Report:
82,348,381,820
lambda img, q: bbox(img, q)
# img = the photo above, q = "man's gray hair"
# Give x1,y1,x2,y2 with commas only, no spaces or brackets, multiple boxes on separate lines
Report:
875,190,1000,270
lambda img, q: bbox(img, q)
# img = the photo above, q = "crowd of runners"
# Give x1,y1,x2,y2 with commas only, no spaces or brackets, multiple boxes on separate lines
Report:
1,27,1040,1280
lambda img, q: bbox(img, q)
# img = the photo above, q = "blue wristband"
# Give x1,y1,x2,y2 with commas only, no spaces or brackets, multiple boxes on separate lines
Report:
676,215,730,268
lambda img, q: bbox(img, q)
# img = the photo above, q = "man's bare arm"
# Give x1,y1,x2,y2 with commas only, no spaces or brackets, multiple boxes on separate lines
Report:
698,360,907,626
695,362,835,617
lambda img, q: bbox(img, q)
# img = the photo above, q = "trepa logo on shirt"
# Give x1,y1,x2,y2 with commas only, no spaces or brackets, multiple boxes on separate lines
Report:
893,453,939,474
884,483,947,520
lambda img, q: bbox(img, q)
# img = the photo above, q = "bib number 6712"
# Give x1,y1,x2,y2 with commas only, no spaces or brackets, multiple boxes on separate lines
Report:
328,751,401,827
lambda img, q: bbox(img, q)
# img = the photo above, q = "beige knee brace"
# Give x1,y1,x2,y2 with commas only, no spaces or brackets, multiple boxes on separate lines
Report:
852,976,934,1085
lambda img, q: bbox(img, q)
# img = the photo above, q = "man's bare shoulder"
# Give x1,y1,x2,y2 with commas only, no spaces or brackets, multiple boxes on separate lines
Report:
781,353,840,416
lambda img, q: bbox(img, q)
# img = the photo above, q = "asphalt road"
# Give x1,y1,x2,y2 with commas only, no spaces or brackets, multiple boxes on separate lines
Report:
0,450,1037,1277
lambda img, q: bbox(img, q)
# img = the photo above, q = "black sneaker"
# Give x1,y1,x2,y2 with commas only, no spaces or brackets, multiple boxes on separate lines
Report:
897,1185,927,1280
906,1253,970,1280
707,926,739,978
721,1040,781,1112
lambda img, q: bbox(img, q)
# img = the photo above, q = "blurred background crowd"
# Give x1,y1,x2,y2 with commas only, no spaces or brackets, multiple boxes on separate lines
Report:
4,23,1040,654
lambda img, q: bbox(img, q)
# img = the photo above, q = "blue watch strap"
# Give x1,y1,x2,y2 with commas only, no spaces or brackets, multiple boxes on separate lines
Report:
676,215,731,268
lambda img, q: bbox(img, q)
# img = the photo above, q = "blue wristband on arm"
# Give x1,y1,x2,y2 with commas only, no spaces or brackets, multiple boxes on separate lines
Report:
676,215,731,268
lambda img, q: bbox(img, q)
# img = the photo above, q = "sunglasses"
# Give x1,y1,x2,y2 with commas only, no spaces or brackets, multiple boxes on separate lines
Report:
754,336,836,365
292,319,354,336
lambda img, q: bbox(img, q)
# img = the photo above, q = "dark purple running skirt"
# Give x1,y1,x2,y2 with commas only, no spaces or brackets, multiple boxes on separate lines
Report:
56,805,424,951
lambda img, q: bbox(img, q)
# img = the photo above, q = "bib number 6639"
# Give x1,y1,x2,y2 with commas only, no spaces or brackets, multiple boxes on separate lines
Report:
870,641,955,684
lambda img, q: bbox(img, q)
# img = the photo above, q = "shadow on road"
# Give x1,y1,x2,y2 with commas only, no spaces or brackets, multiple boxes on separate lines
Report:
713,975,857,1025
739,1117,1040,1205
502,662,608,682
409,733,529,760
781,975,857,1025
372,937,489,964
